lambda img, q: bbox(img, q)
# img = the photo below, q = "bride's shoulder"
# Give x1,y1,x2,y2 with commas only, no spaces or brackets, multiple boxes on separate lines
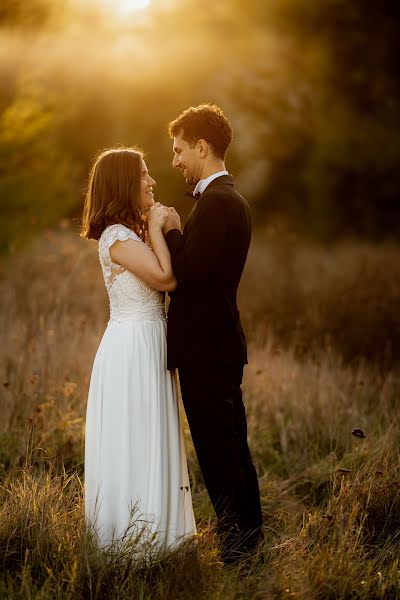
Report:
100,223,141,246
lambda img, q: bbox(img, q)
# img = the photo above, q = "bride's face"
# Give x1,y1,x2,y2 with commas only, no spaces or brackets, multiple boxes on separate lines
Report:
139,159,156,211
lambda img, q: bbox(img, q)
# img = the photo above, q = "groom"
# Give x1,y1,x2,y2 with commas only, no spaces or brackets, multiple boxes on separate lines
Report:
163,104,263,563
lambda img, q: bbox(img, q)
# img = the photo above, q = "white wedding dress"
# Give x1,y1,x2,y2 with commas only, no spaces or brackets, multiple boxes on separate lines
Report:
84,223,196,554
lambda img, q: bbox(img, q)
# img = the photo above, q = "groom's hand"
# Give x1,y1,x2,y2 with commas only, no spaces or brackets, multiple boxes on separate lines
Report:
163,207,181,235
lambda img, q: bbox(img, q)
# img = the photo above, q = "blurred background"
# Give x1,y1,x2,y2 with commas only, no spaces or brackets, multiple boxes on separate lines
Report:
1,0,399,250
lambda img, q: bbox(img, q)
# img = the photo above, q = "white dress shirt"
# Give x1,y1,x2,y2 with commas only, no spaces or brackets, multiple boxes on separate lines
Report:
192,170,229,197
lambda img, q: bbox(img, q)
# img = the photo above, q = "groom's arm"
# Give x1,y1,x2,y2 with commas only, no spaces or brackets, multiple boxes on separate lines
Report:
165,193,228,288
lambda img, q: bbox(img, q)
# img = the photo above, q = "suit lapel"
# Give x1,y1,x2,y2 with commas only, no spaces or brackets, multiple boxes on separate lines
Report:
183,202,199,237
183,175,235,237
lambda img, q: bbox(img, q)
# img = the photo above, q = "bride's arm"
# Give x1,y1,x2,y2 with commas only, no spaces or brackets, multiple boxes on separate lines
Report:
148,224,177,287
110,207,177,292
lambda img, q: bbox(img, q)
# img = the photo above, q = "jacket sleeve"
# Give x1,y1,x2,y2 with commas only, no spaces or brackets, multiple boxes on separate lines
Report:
165,193,228,289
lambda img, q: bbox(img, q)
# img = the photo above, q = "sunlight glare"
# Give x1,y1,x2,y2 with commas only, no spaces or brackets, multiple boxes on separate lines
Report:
114,0,151,16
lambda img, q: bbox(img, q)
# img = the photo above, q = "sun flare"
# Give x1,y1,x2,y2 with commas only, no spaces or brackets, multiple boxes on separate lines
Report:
109,0,151,17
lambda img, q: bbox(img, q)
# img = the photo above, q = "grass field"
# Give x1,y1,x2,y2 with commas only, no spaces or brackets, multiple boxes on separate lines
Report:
0,223,399,599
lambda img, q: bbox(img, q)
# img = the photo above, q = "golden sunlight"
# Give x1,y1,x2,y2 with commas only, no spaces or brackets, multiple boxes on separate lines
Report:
113,0,151,16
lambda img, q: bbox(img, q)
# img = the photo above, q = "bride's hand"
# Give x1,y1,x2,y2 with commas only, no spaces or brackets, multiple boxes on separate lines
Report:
147,202,169,229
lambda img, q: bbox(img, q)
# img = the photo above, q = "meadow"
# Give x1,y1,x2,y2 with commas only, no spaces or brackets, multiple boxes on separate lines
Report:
0,223,399,599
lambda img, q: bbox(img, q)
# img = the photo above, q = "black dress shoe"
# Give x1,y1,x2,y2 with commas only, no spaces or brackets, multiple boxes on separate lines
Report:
223,548,266,568
221,536,265,566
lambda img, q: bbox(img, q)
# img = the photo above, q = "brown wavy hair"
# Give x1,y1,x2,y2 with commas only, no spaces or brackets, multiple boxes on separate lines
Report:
168,103,232,160
81,147,148,241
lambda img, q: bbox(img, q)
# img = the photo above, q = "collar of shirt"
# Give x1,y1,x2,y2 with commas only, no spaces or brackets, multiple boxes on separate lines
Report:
193,170,229,197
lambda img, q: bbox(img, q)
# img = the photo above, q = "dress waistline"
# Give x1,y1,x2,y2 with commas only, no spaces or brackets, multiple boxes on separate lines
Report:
108,305,166,324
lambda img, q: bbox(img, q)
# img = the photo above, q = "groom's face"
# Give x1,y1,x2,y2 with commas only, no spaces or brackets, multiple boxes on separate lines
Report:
172,132,202,185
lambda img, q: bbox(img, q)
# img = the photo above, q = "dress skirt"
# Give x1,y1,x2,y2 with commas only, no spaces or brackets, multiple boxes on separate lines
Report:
84,317,196,553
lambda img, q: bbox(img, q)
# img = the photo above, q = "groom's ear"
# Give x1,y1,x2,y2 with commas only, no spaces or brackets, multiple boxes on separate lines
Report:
197,138,209,158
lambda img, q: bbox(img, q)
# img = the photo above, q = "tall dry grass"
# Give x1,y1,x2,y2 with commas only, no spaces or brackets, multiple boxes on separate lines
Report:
0,222,399,598
241,233,400,367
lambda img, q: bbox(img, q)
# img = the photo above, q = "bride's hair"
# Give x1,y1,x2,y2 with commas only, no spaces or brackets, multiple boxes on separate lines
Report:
81,147,148,241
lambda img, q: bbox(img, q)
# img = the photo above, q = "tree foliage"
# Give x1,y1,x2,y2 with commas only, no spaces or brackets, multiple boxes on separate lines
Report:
0,0,399,249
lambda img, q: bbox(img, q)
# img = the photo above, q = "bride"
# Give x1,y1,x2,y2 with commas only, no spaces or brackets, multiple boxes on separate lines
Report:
81,147,196,553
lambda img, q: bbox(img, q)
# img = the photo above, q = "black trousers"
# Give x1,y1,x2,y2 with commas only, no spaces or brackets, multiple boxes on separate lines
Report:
178,365,263,556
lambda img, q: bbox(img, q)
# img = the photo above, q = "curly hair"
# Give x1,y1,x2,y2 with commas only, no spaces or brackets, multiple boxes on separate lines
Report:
80,147,148,241
168,104,232,160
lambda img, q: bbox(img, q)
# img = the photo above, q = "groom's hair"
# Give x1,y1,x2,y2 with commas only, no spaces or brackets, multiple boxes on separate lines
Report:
168,104,232,160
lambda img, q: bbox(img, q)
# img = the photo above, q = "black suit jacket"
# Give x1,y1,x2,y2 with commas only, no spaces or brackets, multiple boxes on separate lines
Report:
165,175,251,369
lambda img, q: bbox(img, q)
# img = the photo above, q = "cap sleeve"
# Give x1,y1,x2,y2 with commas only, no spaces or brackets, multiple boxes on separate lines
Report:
99,224,141,272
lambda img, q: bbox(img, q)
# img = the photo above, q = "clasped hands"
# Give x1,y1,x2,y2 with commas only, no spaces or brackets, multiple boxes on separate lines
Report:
148,202,181,236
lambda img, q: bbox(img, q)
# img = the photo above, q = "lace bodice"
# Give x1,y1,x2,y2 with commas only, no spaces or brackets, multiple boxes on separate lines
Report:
98,224,165,322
